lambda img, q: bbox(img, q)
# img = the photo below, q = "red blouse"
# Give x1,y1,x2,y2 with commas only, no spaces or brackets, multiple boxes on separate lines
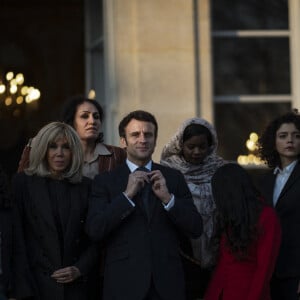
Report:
204,206,281,300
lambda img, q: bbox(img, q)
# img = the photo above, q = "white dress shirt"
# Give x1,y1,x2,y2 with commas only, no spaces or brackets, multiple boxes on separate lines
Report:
124,159,175,210
273,160,297,206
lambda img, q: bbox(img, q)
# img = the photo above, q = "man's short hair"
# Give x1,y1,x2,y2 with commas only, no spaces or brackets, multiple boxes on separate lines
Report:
118,110,158,138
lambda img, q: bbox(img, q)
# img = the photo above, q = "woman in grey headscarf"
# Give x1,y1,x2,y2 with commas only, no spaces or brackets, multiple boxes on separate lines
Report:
161,117,225,299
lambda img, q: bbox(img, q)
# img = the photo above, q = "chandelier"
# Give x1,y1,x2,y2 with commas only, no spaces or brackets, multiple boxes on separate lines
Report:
0,71,41,117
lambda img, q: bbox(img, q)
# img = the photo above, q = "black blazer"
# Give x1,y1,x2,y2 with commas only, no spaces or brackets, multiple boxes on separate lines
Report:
12,173,99,300
86,162,203,300
260,161,300,278
0,209,12,297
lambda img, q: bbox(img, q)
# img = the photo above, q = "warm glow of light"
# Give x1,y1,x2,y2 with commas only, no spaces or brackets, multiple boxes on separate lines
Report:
238,154,264,166
5,97,12,106
16,96,23,104
6,72,14,81
15,73,24,85
249,132,258,142
0,84,5,94
25,95,31,103
237,155,248,165
254,156,262,165
88,89,96,99
0,71,40,117
238,131,264,166
10,85,18,94
27,88,40,101
21,86,28,95
246,139,256,151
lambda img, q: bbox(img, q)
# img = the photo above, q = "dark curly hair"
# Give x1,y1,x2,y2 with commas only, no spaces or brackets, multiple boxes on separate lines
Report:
211,163,262,260
60,95,104,143
258,111,300,169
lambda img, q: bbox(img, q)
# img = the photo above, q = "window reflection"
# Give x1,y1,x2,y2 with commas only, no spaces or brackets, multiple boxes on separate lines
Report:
212,0,288,30
214,102,291,161
213,38,290,95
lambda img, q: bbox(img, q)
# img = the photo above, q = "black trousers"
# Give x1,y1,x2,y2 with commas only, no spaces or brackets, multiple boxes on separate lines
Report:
271,275,299,300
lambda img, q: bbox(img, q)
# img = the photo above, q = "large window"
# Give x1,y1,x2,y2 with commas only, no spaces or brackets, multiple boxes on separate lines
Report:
212,0,291,162
84,0,104,101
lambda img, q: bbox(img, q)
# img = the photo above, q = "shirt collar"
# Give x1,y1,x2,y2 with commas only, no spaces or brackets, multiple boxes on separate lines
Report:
94,143,112,156
126,159,152,173
273,160,297,175
84,143,112,163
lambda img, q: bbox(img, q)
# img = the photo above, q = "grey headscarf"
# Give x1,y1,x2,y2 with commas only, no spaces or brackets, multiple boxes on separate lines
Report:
161,117,225,268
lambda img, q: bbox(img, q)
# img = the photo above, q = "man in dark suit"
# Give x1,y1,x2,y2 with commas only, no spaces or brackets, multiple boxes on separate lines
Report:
86,110,202,300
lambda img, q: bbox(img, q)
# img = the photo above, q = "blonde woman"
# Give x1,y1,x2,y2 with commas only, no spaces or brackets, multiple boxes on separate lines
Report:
13,122,98,300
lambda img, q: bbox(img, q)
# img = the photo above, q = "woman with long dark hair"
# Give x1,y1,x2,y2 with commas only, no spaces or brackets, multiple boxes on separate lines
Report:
204,163,281,300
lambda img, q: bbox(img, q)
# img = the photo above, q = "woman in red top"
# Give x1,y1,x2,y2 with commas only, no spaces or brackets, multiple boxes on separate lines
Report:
204,163,281,300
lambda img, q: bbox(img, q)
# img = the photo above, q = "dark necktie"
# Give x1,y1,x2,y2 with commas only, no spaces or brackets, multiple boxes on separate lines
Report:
135,167,151,216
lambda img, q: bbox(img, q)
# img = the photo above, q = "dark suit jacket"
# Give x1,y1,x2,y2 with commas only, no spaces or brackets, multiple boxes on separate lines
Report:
12,173,99,300
0,209,12,297
260,160,300,278
86,162,203,300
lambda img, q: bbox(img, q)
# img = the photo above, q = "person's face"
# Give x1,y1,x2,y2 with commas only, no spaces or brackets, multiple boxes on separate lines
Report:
73,102,101,142
182,134,210,165
120,119,156,166
275,123,300,167
47,136,72,176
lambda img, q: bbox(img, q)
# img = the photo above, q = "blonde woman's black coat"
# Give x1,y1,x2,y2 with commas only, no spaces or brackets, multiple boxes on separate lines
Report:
12,173,98,300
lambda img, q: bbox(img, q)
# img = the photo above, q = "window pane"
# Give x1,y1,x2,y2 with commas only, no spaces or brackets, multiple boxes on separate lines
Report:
213,38,290,95
88,0,103,41
90,47,105,101
214,102,291,161
212,0,288,30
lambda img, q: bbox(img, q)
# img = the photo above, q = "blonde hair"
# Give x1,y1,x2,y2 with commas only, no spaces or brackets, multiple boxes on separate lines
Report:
25,122,83,183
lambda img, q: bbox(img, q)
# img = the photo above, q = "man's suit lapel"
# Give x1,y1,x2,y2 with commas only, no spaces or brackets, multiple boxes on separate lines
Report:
116,164,132,195
276,161,300,208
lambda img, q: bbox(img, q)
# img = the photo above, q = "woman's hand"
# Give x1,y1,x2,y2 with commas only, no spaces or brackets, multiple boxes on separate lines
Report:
51,266,81,283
